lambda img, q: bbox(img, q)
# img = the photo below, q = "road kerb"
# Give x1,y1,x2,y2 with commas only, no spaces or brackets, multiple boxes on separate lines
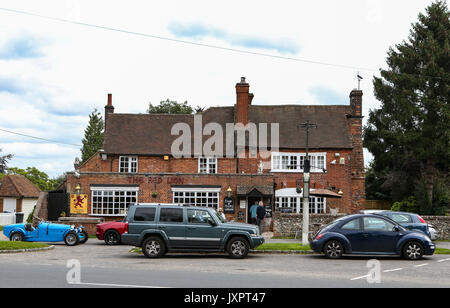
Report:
0,245,55,254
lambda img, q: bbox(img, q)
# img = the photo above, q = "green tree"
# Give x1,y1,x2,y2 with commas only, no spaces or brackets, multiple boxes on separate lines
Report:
365,162,390,201
80,108,104,164
363,1,450,214
147,99,194,114
0,148,13,174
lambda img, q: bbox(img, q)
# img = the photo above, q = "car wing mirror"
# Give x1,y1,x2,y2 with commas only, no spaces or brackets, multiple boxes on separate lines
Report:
207,218,217,227
393,226,400,232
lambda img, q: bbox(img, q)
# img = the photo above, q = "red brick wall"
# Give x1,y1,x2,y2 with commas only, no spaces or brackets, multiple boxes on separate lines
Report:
80,155,236,174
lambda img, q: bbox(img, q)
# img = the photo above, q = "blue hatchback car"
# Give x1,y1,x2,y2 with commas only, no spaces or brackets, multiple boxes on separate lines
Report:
310,214,435,260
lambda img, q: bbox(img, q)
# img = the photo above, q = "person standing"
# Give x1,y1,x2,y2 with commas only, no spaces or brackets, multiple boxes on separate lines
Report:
249,201,259,225
256,201,266,235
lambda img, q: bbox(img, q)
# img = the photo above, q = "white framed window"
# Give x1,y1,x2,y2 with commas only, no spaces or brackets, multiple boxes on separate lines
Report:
172,187,220,209
119,156,138,173
274,188,326,214
198,157,217,174
271,152,326,173
91,186,139,216
275,196,326,214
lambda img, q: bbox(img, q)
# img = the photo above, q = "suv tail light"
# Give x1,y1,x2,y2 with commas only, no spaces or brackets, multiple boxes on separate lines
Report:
417,216,426,224
124,222,129,234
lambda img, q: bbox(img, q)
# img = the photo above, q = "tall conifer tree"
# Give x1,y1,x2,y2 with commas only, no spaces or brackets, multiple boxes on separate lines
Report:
364,1,449,212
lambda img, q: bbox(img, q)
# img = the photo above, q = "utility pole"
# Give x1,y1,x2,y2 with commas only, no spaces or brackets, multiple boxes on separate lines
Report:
298,120,317,246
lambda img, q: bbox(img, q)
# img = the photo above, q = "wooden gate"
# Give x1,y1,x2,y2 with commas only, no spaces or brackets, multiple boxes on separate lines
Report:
47,191,69,221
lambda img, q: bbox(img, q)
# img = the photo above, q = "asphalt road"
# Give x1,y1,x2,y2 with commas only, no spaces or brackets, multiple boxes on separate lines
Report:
0,239,449,288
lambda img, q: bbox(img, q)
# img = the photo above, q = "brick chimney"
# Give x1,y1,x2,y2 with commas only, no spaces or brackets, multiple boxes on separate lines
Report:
347,89,365,211
349,89,362,117
235,77,254,125
104,93,114,131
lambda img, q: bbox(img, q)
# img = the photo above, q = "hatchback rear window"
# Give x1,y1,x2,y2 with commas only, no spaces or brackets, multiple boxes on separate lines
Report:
134,207,156,222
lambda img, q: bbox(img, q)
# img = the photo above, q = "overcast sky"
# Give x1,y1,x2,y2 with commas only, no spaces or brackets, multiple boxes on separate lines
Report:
0,0,436,177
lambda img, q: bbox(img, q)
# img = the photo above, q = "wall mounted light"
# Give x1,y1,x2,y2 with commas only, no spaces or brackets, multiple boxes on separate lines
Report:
338,189,343,195
75,183,81,194
163,155,169,161
227,186,232,198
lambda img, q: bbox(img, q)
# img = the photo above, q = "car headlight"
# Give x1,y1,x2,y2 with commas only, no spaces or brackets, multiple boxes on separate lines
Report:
251,228,260,236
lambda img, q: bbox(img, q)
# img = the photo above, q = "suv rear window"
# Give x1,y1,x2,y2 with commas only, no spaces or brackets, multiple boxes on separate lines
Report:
134,207,156,222
159,208,184,223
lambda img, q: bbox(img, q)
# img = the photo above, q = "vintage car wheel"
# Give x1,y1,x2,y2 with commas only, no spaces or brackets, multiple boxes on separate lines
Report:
10,232,24,242
227,237,250,259
104,230,121,245
79,230,89,244
142,236,166,258
64,231,79,246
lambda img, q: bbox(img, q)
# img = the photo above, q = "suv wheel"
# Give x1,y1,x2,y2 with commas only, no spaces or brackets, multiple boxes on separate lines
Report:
227,237,250,259
142,237,166,258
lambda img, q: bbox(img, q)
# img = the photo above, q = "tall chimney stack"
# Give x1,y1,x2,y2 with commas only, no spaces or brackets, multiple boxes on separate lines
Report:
104,93,114,131
349,89,362,117
235,77,254,125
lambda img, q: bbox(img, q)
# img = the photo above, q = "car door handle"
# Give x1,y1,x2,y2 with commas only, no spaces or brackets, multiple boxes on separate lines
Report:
362,233,370,238
187,227,197,230
158,226,167,229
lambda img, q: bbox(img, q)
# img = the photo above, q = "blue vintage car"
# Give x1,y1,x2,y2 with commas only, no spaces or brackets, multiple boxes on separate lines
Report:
3,222,88,246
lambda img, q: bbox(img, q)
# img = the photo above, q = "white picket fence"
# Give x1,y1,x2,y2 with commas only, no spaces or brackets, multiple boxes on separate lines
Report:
0,213,16,226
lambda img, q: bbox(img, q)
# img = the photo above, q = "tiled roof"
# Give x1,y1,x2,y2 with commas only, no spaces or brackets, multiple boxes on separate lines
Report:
0,175,41,198
103,104,353,155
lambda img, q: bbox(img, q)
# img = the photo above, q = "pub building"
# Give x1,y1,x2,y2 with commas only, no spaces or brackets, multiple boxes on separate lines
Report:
65,77,365,226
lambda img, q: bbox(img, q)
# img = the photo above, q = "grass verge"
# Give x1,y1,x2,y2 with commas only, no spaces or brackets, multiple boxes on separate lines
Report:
255,243,311,251
0,241,49,251
434,247,450,254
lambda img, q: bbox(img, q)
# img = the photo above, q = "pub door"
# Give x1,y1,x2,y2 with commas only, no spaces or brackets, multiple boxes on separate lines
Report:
247,197,262,224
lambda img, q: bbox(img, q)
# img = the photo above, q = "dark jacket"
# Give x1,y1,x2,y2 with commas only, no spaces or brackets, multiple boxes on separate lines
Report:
256,206,266,219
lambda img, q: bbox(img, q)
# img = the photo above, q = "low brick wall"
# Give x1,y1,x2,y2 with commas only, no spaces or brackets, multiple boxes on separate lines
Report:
273,213,450,240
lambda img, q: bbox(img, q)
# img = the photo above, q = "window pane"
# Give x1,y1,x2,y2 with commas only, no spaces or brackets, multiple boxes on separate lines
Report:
341,219,360,230
187,209,212,224
273,156,280,169
159,208,184,223
134,208,156,221
363,217,395,231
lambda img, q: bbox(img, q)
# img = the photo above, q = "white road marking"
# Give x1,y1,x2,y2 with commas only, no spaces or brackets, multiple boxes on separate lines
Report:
414,263,429,268
437,258,450,263
350,274,370,281
383,268,403,273
68,282,168,288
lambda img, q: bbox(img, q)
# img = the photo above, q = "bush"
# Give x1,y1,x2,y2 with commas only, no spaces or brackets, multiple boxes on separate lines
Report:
26,205,35,223
391,196,418,213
